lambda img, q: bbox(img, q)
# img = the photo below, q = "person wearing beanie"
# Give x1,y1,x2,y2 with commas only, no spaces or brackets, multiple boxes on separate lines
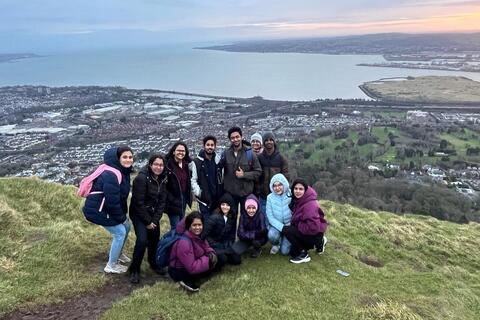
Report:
250,132,263,155
220,126,262,241
257,131,289,216
232,194,268,258
201,193,242,266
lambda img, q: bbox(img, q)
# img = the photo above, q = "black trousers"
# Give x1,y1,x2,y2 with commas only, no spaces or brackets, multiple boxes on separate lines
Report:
168,267,212,288
129,219,160,273
283,225,323,258
230,194,247,240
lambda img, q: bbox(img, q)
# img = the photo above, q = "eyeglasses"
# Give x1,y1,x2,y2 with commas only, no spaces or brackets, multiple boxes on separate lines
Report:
176,150,186,153
273,183,283,188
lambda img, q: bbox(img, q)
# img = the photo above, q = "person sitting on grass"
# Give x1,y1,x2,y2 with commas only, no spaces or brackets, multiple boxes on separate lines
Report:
202,193,242,266
169,211,219,293
232,194,268,258
282,178,328,264
265,173,292,255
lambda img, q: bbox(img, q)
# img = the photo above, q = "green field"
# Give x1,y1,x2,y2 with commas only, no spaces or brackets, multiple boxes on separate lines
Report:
1,177,480,319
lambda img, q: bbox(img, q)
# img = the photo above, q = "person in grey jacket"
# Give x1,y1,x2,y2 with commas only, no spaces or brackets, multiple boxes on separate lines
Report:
220,126,262,238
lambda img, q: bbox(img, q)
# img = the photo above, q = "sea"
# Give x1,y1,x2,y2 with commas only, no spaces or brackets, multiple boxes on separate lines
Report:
1,44,480,101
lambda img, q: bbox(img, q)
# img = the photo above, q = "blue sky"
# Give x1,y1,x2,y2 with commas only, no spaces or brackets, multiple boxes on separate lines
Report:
2,0,479,52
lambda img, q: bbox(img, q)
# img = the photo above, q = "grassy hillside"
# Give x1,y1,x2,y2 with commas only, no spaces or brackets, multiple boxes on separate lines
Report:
1,177,480,319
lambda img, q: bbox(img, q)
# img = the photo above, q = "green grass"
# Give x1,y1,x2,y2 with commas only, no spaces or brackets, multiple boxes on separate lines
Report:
0,177,116,314
103,203,480,320
2,178,480,319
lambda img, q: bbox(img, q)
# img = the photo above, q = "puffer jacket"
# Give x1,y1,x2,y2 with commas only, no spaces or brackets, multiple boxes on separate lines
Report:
265,173,291,232
165,157,192,216
83,147,132,226
169,229,214,275
238,194,267,242
202,193,236,248
129,165,167,226
291,187,328,235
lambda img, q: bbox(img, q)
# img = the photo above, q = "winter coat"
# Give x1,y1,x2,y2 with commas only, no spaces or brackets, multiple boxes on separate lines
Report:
202,193,237,249
291,187,328,235
266,173,292,232
83,147,132,226
258,147,289,198
189,149,223,208
238,194,267,242
220,144,262,197
129,165,167,226
165,157,192,216
170,229,214,275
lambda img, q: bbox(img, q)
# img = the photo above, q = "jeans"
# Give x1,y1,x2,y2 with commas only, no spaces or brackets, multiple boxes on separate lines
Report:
268,227,291,255
198,202,211,223
168,193,187,231
102,220,130,265
130,219,160,273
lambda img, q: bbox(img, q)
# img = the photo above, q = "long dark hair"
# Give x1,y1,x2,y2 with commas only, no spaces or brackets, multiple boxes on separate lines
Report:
167,141,192,163
289,178,309,211
185,211,203,230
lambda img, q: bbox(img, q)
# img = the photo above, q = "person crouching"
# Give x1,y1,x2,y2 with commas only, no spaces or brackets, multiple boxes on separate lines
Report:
232,194,268,258
169,212,218,292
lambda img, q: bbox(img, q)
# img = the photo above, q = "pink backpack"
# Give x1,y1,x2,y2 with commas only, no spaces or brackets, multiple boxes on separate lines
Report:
77,164,122,198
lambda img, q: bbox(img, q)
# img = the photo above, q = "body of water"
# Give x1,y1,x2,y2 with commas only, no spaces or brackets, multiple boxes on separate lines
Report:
1,45,480,100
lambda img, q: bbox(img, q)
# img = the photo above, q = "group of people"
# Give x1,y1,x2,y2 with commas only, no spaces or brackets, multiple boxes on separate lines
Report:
81,126,328,292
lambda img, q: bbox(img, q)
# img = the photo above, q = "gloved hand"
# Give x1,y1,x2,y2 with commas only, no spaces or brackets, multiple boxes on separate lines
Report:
208,252,218,268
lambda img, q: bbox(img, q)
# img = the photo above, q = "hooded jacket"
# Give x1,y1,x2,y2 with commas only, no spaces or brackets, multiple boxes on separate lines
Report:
165,156,192,216
190,149,223,208
238,194,267,242
170,220,215,275
291,187,328,235
220,144,262,197
265,173,292,232
83,147,132,226
129,164,167,226
202,193,236,249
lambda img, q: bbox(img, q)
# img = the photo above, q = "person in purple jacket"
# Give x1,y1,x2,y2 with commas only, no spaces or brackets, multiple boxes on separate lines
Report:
233,194,268,258
169,211,219,292
282,178,328,264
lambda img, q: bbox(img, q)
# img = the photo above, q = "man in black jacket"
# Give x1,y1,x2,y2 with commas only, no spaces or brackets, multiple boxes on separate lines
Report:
189,135,223,221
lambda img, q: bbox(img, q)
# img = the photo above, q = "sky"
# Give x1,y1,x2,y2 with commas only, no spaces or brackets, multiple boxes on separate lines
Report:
2,0,480,52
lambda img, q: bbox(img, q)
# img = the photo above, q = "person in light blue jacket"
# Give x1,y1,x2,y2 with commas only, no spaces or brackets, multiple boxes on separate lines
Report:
265,173,291,255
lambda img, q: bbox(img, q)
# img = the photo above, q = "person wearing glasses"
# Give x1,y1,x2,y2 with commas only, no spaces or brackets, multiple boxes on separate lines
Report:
165,141,193,231
265,173,291,255
128,153,168,283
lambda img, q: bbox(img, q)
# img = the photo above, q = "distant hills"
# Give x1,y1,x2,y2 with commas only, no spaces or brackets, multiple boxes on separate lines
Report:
0,53,42,63
199,32,480,54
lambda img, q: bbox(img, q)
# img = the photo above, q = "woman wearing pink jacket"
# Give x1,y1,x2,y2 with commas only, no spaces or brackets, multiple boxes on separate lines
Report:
282,179,328,264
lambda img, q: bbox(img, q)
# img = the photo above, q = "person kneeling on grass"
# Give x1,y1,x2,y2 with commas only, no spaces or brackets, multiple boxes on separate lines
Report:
169,211,219,292
266,173,292,255
202,193,242,266
282,179,328,264
232,194,267,258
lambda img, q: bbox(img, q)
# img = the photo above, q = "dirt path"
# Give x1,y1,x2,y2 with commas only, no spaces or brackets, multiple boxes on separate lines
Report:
2,275,164,320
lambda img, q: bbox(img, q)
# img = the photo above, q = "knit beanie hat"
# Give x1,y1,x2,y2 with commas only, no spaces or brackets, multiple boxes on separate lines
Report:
245,198,258,210
262,132,275,144
250,132,263,144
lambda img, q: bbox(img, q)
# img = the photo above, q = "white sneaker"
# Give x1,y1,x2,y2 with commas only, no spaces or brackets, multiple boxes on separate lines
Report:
270,245,280,255
104,263,128,274
118,253,131,264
